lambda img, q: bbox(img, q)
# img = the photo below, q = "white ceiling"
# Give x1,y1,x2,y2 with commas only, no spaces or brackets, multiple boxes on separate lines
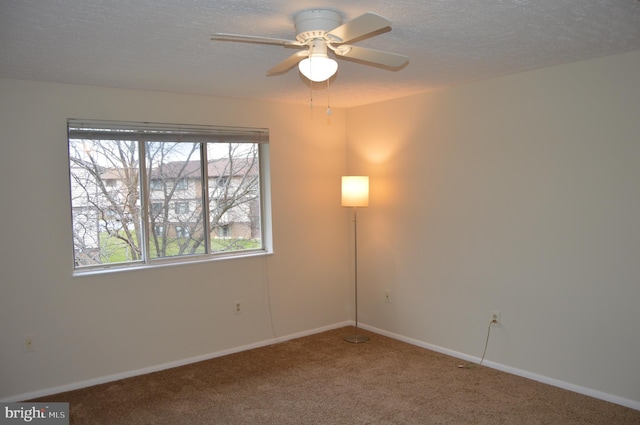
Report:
2,0,640,108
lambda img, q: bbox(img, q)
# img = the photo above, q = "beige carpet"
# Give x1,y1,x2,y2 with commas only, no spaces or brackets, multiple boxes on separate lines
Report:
33,327,640,424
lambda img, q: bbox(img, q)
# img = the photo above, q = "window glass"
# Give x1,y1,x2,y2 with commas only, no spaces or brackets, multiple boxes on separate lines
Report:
207,143,262,252
68,120,269,271
146,141,205,259
69,139,143,265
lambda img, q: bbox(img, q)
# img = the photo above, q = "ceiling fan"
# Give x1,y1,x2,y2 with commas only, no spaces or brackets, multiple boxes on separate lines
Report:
210,9,409,83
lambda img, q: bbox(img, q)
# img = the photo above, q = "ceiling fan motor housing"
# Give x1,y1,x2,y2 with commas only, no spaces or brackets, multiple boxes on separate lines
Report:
294,9,342,42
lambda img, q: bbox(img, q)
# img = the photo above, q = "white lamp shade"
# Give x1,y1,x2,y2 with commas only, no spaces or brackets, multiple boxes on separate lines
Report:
298,56,338,82
342,176,369,207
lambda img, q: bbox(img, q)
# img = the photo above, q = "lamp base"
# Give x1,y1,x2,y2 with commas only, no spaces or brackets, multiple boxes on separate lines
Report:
344,334,370,344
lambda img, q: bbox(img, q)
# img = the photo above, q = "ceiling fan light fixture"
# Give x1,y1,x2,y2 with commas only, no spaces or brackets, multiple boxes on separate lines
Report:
211,10,408,85
298,55,338,82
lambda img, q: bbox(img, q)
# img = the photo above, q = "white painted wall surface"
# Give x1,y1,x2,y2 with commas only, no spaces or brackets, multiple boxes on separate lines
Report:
2,50,639,408
0,80,350,399
346,51,640,405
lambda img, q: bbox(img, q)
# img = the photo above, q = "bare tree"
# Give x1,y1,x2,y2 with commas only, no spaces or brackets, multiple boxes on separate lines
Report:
69,139,261,266
208,143,260,251
145,141,204,258
69,139,142,265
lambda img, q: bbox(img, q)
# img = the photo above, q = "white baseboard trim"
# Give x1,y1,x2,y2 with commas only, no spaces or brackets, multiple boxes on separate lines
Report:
360,323,640,411
1,321,351,403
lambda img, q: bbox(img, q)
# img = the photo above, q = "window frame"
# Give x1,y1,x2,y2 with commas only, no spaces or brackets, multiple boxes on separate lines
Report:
67,119,272,274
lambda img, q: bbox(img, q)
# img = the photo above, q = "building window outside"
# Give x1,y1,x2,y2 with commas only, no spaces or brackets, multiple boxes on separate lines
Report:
68,119,270,271
151,202,164,215
175,226,190,238
217,224,231,238
175,178,188,190
175,201,189,214
149,180,163,191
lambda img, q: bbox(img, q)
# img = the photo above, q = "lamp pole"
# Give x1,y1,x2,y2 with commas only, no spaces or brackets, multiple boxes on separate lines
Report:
344,204,369,343
342,176,370,344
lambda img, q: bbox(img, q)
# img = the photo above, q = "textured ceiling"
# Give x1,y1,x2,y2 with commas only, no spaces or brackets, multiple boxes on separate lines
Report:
1,0,640,108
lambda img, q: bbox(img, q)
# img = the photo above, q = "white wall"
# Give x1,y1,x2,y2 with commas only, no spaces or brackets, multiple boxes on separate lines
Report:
0,79,350,399
346,51,640,405
3,50,639,407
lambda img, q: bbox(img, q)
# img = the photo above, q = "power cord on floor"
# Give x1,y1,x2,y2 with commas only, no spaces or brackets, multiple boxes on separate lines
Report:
479,319,495,365
458,319,496,369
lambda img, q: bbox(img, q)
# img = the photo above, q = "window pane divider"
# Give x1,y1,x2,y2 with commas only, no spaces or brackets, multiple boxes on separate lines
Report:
201,142,212,254
138,139,151,264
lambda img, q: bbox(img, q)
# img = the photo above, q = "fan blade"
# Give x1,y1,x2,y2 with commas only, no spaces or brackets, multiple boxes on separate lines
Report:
267,50,310,75
327,13,391,43
336,45,408,68
210,33,304,47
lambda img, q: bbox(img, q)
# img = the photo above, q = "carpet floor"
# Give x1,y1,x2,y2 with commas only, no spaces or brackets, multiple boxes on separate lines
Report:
33,327,640,424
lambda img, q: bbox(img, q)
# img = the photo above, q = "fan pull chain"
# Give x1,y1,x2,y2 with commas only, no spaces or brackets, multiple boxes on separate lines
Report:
309,43,315,110
326,79,332,116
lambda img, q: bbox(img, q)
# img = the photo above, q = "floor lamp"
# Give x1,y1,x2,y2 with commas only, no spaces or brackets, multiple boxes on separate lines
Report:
342,176,370,344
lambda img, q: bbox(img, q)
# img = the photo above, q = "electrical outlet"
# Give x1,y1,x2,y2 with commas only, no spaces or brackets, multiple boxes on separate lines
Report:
490,310,501,325
23,336,35,352
384,290,392,303
234,300,242,315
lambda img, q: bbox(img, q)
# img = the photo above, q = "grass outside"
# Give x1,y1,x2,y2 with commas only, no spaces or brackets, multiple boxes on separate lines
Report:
100,233,260,263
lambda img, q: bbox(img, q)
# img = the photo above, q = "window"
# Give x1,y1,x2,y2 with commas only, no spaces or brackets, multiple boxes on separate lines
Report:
175,178,188,190
68,119,270,271
149,180,163,191
151,202,164,215
175,226,190,238
216,224,231,238
175,201,189,214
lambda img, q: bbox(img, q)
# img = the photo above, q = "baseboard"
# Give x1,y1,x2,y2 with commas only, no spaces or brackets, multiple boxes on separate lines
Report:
1,321,352,403
11,320,636,411
360,323,640,411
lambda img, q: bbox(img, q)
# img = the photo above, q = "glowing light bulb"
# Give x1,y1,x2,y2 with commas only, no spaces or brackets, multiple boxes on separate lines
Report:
298,55,338,82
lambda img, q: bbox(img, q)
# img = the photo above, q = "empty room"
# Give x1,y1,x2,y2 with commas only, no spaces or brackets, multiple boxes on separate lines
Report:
1,1,639,423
